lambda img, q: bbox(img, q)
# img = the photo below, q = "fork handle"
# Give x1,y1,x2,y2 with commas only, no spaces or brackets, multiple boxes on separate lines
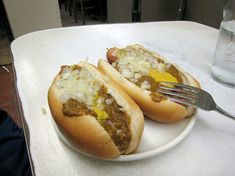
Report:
215,104,235,120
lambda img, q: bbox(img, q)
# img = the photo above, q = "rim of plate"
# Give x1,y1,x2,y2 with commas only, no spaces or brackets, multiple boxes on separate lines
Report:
110,114,197,161
51,113,197,162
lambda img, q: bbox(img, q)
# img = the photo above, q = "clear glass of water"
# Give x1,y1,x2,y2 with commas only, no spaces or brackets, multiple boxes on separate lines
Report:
211,0,235,87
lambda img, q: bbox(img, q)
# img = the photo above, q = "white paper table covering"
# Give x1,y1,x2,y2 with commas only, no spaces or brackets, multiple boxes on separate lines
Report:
11,21,235,176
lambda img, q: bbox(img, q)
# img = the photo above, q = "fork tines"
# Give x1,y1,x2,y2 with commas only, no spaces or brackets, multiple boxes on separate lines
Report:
157,82,199,106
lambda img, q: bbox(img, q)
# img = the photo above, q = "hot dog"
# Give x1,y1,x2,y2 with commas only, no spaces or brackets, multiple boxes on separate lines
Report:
48,62,144,159
98,44,200,123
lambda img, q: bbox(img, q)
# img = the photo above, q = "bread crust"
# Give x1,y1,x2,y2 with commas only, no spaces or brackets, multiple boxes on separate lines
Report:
48,62,144,159
98,44,200,123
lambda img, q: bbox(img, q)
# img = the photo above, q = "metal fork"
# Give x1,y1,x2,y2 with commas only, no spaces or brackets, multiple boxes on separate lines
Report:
157,82,235,120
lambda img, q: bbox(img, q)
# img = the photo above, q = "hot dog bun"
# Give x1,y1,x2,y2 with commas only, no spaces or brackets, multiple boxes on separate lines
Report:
98,44,200,123
48,62,144,159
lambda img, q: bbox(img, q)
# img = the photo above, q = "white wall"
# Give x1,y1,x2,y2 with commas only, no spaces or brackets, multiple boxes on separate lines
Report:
3,0,62,38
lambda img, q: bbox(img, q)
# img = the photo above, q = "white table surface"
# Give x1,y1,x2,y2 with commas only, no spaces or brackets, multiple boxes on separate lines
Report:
11,21,235,176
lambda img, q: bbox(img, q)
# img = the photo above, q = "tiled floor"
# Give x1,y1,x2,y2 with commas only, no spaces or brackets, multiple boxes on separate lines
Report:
1,33,22,127
0,64,21,127
0,35,11,65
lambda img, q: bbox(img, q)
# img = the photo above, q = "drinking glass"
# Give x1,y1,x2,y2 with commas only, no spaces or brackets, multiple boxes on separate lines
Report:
211,0,235,87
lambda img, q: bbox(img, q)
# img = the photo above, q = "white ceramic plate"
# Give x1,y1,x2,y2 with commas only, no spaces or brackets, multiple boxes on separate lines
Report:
13,25,196,162
52,112,197,161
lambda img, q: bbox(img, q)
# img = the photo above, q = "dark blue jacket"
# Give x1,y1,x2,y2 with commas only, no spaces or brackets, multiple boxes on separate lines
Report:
0,109,31,176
